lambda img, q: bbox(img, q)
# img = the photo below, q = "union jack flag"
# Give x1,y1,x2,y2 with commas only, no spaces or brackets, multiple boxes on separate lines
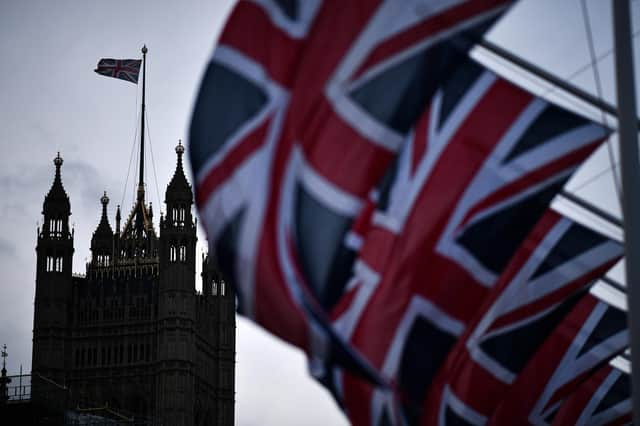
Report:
552,363,631,425
422,211,622,425
190,0,512,360
94,58,142,84
489,294,628,425
326,59,611,424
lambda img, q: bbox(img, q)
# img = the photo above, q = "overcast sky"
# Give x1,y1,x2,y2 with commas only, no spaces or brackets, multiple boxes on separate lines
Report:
0,1,638,425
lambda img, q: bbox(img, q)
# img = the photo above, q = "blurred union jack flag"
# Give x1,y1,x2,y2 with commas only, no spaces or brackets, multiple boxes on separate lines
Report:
552,363,631,425
490,294,628,425
326,61,611,425
189,0,513,363
94,58,141,84
424,210,622,425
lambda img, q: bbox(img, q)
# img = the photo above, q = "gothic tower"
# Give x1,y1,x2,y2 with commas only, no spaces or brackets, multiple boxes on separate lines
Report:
32,153,74,398
200,254,236,425
156,141,198,425
31,145,235,424
90,192,114,269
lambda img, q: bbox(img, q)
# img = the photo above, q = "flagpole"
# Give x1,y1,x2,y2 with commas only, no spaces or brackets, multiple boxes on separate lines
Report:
138,44,147,201
477,39,640,129
612,1,640,423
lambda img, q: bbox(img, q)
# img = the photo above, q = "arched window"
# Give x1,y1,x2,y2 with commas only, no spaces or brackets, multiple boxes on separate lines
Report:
48,219,63,236
169,245,177,262
179,245,186,262
46,256,54,272
171,206,187,225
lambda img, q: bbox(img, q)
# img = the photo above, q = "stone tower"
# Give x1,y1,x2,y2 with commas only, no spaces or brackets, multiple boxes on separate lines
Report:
32,153,74,399
156,141,198,425
31,144,235,425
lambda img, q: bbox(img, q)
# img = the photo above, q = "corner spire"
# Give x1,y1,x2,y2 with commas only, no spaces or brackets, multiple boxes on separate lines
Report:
92,191,113,239
116,204,121,234
43,152,70,215
166,140,193,204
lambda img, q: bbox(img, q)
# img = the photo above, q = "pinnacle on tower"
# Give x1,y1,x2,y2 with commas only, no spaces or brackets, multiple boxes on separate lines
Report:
166,140,193,204
116,204,121,234
91,191,113,258
93,192,113,236
43,152,71,216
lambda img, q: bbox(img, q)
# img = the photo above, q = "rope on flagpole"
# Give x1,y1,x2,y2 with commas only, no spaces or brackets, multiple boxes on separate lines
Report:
144,111,162,217
580,0,622,203
122,108,140,211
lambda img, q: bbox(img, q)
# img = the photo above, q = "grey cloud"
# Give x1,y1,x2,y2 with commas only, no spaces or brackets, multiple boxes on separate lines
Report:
0,237,16,259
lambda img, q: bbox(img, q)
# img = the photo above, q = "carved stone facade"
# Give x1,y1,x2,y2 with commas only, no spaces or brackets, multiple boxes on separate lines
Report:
31,145,235,425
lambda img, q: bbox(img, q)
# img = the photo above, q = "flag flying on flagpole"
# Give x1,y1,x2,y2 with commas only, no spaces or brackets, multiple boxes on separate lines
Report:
94,58,142,84
188,1,621,425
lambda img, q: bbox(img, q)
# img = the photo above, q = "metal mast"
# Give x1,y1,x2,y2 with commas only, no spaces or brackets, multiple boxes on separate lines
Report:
612,0,640,422
138,44,148,202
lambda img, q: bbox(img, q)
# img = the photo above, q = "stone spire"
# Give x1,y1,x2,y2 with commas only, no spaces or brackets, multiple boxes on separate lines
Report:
43,152,70,216
92,192,113,240
115,204,121,234
165,140,192,204
91,192,113,260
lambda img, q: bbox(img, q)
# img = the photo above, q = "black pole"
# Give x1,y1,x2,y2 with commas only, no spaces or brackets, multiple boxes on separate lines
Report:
612,1,640,422
138,45,147,200
477,39,640,129
559,190,623,229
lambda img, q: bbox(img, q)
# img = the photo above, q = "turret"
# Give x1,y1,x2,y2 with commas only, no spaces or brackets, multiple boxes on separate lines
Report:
36,152,74,278
33,153,74,400
90,191,114,268
157,141,198,425
41,153,71,239
164,140,194,229
160,140,196,275
200,252,236,425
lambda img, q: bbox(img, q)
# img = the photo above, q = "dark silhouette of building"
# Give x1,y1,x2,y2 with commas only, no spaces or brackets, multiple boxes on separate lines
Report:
31,143,235,425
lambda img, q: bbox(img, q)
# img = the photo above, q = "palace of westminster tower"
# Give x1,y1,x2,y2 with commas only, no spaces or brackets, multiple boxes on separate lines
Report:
31,142,235,425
